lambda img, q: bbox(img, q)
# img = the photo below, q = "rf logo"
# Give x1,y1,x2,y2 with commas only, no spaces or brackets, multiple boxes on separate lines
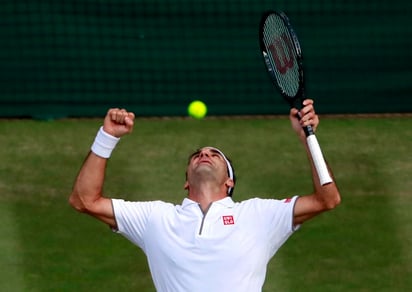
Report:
268,32,294,74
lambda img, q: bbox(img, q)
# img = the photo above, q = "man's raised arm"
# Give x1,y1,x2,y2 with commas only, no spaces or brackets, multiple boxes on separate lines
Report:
69,108,135,228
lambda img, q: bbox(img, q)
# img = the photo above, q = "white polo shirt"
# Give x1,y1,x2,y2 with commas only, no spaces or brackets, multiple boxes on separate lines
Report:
112,196,299,292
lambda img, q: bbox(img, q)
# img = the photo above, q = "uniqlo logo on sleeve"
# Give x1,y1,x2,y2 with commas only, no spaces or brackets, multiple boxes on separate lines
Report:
222,215,235,225
284,198,292,203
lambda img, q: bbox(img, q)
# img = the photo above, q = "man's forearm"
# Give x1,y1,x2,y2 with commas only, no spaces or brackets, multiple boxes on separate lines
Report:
69,152,108,212
305,142,340,209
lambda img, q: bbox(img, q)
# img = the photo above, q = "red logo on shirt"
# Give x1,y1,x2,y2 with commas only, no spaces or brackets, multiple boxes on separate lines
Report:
222,215,235,225
284,198,292,203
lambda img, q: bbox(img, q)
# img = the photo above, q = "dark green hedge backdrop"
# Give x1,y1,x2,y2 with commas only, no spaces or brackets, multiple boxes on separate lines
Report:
1,1,411,118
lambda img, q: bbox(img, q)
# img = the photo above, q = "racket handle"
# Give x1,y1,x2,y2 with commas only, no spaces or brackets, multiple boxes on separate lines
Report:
306,135,333,185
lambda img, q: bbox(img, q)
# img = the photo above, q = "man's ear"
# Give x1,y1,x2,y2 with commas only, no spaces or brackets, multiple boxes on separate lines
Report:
184,181,189,190
225,178,234,189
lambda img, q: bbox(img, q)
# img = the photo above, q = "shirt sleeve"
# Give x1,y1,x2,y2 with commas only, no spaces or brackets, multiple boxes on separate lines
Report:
111,199,168,252
250,196,300,258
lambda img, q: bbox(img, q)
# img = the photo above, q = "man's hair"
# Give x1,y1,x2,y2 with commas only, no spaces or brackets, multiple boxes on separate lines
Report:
187,148,236,197
224,156,236,197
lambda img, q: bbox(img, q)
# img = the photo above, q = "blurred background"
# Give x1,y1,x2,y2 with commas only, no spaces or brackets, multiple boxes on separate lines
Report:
1,0,411,119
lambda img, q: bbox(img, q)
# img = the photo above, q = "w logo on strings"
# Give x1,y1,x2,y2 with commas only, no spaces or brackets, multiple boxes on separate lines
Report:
268,32,294,74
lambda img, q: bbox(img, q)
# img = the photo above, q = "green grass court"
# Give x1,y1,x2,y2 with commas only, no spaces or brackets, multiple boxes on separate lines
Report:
0,115,411,291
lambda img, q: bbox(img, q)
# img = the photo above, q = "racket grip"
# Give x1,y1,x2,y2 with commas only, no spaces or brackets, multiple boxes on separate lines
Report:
306,135,333,185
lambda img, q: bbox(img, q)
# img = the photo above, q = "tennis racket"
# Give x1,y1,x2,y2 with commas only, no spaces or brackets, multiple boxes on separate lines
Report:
259,10,332,185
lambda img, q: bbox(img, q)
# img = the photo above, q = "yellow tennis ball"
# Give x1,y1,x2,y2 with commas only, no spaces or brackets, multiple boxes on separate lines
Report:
188,100,207,119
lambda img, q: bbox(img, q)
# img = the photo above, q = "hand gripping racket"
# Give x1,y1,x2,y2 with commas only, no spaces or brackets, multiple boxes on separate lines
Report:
259,11,332,185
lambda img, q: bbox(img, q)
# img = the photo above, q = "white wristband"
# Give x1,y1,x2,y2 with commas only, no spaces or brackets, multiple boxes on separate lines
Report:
91,127,120,158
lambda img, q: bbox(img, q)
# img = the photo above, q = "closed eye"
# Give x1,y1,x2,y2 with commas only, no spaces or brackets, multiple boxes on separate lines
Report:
209,149,224,159
188,150,201,163
188,148,224,163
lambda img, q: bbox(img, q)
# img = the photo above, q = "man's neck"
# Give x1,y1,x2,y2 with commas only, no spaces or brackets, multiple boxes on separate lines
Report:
188,188,227,213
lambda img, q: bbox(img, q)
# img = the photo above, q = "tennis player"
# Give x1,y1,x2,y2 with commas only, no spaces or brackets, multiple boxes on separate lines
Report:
69,99,340,292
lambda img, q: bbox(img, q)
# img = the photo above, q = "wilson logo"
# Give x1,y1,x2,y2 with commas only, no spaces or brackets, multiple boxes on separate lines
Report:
268,32,294,74
222,215,235,225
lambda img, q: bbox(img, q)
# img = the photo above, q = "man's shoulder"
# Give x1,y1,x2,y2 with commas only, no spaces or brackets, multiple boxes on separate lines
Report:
237,197,277,204
235,196,296,209
112,198,176,211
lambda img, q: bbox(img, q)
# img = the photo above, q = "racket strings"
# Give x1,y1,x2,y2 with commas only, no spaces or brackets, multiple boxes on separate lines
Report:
262,15,300,98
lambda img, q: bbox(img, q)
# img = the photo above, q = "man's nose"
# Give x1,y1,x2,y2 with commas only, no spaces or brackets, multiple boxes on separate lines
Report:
199,151,210,158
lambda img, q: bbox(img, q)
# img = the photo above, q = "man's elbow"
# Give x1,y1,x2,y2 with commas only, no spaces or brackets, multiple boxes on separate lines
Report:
324,190,341,210
68,193,87,213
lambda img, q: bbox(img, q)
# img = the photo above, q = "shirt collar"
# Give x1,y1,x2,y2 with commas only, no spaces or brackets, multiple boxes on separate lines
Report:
182,196,235,209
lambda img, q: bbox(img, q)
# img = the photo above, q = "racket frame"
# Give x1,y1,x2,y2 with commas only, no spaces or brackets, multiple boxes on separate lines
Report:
259,10,333,185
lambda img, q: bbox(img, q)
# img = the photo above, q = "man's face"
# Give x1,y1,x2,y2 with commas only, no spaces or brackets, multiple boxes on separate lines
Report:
186,147,230,187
